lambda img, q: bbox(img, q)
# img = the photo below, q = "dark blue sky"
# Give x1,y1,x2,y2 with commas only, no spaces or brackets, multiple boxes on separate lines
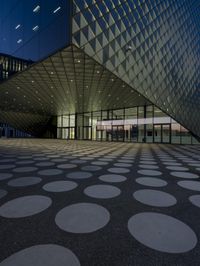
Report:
0,0,70,61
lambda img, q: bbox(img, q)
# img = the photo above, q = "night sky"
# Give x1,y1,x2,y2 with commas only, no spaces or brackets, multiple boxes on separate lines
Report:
0,0,70,61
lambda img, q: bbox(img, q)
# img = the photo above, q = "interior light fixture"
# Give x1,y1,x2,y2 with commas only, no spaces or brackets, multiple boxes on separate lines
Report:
53,6,61,14
15,24,21,30
32,25,39,31
33,5,40,13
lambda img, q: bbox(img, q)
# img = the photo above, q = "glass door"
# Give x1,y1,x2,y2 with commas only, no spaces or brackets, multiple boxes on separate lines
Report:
154,124,171,143
112,126,124,142
162,124,171,143
154,125,162,143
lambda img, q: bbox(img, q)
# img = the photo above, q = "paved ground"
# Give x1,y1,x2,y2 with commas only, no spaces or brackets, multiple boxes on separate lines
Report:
0,139,200,266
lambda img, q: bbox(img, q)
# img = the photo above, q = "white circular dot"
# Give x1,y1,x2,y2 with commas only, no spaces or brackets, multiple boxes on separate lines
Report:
128,212,197,253
138,170,162,176
57,164,77,169
133,189,176,207
0,244,80,266
43,181,78,192
8,177,42,187
178,181,200,191
38,169,63,176
55,203,110,233
0,195,52,218
66,171,92,179
99,174,127,183
0,189,7,199
0,173,13,181
13,167,38,173
0,164,16,170
84,185,121,199
171,172,199,179
108,168,130,174
189,195,200,208
166,166,189,171
36,162,55,167
81,166,102,171
135,177,167,187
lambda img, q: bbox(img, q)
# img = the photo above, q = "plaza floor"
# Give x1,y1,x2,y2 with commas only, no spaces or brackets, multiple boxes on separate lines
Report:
0,139,200,266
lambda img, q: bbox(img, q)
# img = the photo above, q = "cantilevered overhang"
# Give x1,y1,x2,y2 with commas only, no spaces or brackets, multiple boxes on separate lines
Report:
0,45,151,135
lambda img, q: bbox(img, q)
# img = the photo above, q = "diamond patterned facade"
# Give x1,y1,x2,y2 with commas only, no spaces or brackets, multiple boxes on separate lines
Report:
72,0,200,138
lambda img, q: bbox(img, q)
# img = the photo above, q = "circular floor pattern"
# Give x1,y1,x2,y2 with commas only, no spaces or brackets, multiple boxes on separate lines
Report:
43,181,78,192
0,159,16,163
13,167,38,173
140,161,157,165
108,167,130,174
117,159,134,164
166,166,189,171
36,162,55,167
66,171,92,179
162,162,182,166
128,212,197,253
33,157,49,161
0,173,13,181
189,195,200,208
98,158,113,162
177,181,200,191
91,161,108,166
0,189,7,199
57,164,77,169
139,165,159,170
133,189,176,207
99,174,127,183
84,184,121,199
113,163,132,168
135,177,167,187
55,203,110,233
8,177,42,187
70,160,87,164
0,164,16,170
51,159,68,163
170,172,199,179
0,244,80,266
0,195,52,218
81,166,102,172
137,170,162,176
16,160,35,165
38,169,63,176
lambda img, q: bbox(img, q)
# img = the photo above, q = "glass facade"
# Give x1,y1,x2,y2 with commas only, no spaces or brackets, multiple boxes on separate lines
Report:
57,105,199,145
0,0,71,62
0,123,31,138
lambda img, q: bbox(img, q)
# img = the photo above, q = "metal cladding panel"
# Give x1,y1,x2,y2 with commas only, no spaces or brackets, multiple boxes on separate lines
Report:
72,0,200,137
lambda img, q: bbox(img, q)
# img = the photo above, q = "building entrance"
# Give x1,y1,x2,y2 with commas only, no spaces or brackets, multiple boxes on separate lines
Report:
154,124,171,143
112,125,124,142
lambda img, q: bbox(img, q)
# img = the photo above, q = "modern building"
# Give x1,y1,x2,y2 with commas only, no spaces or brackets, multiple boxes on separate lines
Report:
0,0,199,143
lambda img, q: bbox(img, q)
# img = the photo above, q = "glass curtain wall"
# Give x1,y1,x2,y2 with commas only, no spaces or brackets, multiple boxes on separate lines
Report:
57,105,199,144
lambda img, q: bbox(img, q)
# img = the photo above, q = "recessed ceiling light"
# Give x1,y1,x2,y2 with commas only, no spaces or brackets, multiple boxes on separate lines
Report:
96,71,100,74
70,79,73,82
17,39,22,44
15,24,21,30
33,5,40,13
50,72,54,75
53,6,61,13
32,25,39,31
111,79,114,82
31,80,34,83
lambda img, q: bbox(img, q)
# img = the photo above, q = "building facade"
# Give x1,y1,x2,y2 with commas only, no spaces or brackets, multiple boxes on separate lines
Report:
0,0,199,143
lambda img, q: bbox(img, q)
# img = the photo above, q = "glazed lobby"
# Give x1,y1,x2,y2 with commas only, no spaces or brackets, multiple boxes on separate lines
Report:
0,1,200,266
